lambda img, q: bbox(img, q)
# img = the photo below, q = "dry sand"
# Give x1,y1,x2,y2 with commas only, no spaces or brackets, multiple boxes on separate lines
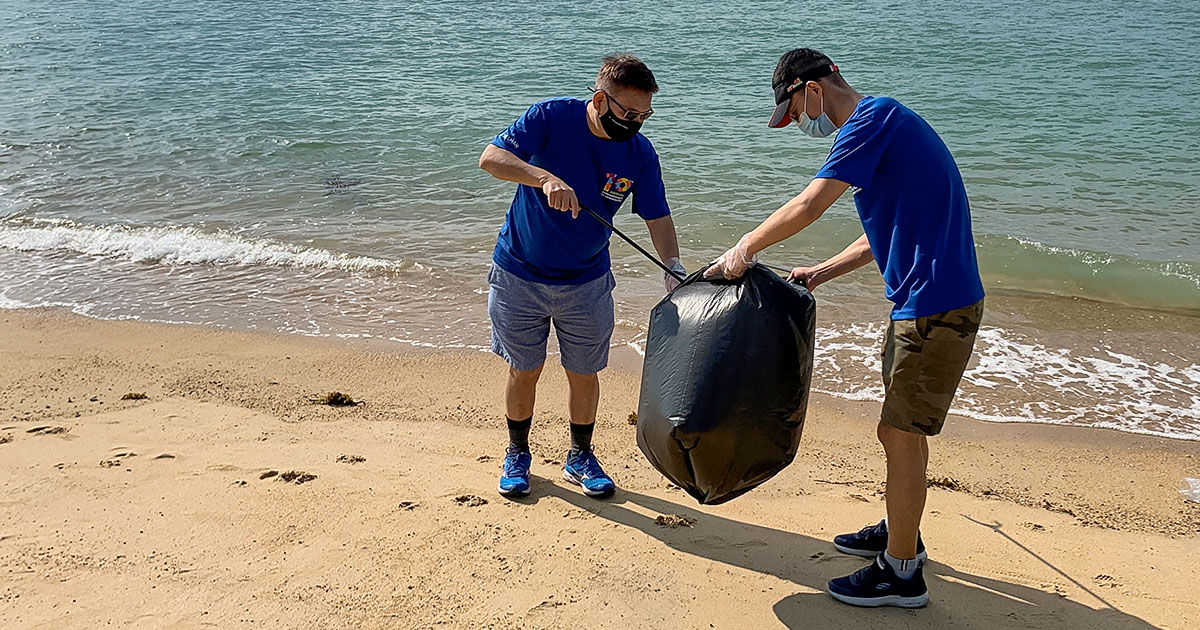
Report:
1,309,1197,629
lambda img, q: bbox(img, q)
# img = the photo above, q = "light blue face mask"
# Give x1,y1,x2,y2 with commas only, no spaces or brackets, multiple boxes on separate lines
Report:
796,90,837,138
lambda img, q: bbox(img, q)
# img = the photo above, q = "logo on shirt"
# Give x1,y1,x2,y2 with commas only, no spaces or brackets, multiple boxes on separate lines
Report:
601,173,633,203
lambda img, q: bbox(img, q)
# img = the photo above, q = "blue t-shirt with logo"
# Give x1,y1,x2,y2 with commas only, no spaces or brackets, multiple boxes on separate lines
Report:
490,98,671,285
815,96,985,320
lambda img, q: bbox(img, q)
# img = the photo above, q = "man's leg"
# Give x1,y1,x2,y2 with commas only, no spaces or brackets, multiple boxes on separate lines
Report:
488,265,552,498
827,300,982,608
564,368,599,455
564,368,599,426
560,367,612,496
554,272,616,497
878,422,929,560
878,301,982,559
506,364,544,424
505,364,543,455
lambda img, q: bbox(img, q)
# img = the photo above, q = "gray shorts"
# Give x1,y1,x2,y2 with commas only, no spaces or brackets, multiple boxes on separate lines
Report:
487,264,616,375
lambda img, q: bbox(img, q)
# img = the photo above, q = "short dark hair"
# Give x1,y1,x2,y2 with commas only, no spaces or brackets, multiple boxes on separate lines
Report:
773,48,846,89
596,53,659,94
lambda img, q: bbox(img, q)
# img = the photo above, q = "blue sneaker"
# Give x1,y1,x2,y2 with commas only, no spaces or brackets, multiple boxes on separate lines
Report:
833,519,927,563
562,448,615,497
498,447,531,498
827,554,930,608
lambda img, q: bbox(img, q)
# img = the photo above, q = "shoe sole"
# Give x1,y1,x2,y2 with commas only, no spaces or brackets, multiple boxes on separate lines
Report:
497,483,530,498
562,470,614,498
833,543,928,563
827,588,930,608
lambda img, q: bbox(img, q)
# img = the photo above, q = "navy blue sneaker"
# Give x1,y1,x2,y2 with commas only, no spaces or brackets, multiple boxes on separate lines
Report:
827,554,930,608
562,448,615,497
498,447,531,497
833,519,927,563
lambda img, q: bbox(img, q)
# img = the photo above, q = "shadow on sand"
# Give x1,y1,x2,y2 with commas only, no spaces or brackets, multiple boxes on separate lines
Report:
540,483,1155,629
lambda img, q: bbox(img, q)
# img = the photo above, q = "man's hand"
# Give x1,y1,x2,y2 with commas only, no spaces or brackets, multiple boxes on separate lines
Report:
786,234,873,292
788,266,825,291
542,177,581,218
704,233,756,280
664,257,686,294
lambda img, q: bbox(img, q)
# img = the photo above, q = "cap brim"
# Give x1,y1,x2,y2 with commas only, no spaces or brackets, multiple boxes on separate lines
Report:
767,100,791,128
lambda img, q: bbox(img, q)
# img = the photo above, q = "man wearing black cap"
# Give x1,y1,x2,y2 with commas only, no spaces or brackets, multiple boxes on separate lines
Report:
706,48,985,608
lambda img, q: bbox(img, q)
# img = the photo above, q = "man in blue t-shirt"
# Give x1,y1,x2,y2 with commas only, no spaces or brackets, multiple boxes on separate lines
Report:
478,54,684,501
707,48,985,609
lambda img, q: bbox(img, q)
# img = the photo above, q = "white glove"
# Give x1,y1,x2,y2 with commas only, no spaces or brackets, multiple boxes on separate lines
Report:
664,257,686,294
703,233,757,280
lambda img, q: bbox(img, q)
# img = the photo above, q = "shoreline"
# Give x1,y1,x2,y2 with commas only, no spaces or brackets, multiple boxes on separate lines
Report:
2,308,1198,628
5,287,1200,442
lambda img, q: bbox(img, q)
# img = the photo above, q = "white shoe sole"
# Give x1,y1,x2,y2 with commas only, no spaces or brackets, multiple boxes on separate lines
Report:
827,588,930,608
833,543,928,563
562,470,614,497
497,483,530,498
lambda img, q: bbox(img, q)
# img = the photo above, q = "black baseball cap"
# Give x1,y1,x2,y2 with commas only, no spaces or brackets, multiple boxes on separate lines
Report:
768,63,838,128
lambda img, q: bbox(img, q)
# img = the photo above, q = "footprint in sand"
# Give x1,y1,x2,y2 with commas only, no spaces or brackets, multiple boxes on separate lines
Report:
27,426,68,435
654,514,696,528
454,494,488,507
808,551,842,563
398,501,419,510
336,454,366,464
1093,574,1122,588
100,450,137,468
0,433,12,444
279,470,317,484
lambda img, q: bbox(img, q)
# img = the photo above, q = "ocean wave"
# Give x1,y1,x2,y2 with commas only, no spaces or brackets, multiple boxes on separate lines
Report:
606,316,1200,439
977,234,1200,309
811,322,1200,441
0,218,416,274
1013,239,1200,290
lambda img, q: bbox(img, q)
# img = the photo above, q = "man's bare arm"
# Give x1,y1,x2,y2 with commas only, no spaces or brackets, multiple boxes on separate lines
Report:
789,233,873,291
478,144,581,217
644,215,681,264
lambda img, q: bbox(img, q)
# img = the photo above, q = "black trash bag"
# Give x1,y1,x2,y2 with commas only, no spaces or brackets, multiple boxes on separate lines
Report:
636,264,817,505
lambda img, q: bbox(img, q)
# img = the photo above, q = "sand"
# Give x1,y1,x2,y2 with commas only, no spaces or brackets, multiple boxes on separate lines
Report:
1,309,1197,629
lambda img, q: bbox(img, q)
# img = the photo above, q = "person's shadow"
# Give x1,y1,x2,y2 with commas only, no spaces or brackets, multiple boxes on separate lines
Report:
539,482,1158,629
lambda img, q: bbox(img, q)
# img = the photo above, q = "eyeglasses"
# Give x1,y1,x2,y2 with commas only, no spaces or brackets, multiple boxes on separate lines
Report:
591,88,654,122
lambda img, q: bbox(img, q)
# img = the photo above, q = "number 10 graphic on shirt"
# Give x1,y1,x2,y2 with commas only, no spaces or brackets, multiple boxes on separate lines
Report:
601,173,634,203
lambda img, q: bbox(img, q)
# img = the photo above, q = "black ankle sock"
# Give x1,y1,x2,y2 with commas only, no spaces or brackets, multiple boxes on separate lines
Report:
507,416,532,452
569,422,595,456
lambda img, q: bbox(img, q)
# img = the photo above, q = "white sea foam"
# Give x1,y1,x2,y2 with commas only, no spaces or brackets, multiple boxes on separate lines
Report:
810,323,1200,441
0,218,412,273
3,225,1197,440
601,312,1200,440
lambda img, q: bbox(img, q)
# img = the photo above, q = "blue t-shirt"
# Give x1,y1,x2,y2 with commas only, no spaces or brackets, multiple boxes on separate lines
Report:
490,98,671,285
815,96,985,319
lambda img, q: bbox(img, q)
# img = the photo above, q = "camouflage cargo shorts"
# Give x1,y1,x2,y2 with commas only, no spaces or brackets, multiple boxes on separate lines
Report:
880,299,984,436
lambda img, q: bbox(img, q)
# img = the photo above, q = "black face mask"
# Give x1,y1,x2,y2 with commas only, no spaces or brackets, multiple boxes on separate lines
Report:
599,102,642,142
